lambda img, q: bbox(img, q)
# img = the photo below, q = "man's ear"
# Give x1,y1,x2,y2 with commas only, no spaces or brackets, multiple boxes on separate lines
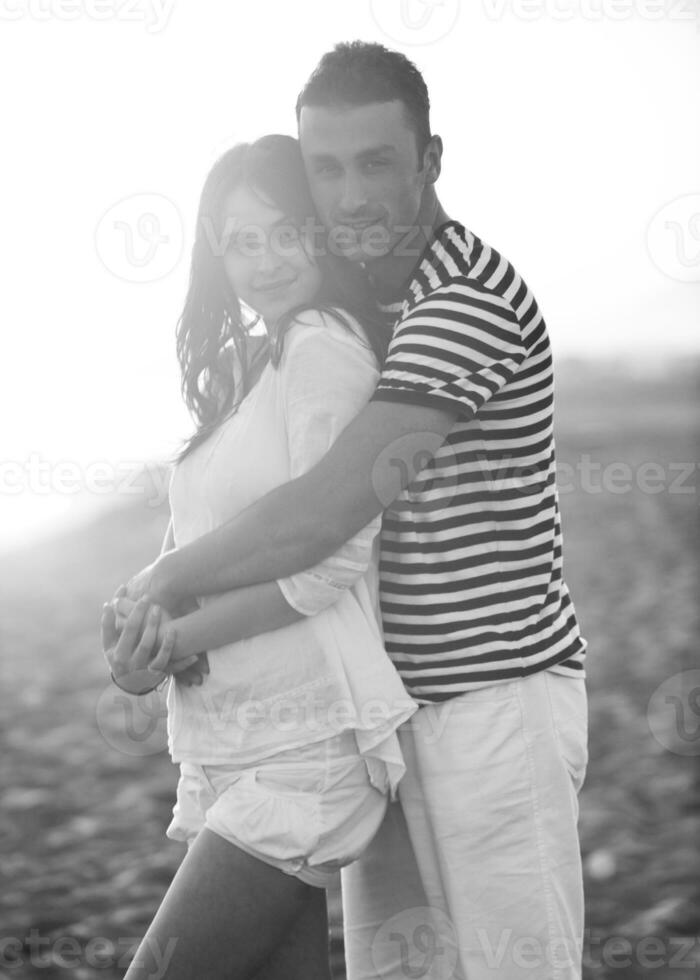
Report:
421,135,443,184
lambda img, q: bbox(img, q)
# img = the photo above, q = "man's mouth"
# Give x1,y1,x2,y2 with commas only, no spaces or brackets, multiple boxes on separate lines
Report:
339,218,382,231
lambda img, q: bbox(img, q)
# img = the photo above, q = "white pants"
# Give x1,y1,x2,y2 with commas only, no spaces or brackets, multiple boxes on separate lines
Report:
342,668,589,980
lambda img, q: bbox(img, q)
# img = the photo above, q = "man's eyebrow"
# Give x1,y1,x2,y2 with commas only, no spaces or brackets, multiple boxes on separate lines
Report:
308,144,397,161
357,144,397,158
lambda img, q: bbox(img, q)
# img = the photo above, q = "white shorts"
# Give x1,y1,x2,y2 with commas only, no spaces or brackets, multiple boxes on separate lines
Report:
342,668,589,979
166,730,389,888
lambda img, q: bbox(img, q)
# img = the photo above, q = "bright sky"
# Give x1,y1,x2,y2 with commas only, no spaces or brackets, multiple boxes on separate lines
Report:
1,0,698,548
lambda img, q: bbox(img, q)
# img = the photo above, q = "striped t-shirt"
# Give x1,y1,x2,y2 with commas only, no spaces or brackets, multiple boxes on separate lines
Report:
370,220,586,703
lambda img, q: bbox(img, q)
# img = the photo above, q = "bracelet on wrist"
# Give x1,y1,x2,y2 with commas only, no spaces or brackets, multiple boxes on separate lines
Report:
110,671,168,696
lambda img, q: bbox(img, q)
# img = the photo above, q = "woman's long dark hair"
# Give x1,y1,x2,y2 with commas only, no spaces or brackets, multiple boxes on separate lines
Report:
172,134,391,464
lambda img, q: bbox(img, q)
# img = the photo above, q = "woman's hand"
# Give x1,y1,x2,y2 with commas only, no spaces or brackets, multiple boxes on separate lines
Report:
110,589,210,687
101,597,183,695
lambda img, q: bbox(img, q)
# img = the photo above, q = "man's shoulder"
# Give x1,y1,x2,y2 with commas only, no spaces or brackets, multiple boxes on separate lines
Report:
406,222,539,323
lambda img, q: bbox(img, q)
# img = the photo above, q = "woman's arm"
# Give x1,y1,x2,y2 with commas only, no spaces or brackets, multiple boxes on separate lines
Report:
146,581,303,665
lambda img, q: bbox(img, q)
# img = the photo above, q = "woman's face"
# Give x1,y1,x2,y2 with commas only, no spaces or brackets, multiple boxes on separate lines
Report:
220,183,322,326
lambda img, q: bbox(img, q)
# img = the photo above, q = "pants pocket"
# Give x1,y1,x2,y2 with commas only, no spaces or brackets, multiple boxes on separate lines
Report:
544,670,589,795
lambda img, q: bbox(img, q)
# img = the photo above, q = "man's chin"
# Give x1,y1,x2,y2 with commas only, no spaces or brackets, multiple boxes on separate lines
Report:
329,224,393,264
336,245,374,264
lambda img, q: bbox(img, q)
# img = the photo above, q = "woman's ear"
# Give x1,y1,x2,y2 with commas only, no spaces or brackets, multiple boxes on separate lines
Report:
421,135,443,185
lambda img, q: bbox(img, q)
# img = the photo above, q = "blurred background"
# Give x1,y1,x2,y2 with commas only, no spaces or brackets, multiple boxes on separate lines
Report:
0,1,698,977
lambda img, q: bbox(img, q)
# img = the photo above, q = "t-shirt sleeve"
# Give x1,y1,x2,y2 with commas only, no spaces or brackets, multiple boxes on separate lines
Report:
371,281,526,419
275,309,383,617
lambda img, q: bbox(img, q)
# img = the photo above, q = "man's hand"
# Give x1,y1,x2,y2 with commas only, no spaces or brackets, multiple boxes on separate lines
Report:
124,552,180,611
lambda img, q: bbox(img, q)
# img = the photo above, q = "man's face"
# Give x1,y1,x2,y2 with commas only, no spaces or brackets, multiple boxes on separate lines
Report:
299,100,429,263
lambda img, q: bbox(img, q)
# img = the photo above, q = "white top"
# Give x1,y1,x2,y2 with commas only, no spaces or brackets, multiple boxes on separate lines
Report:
166,308,416,797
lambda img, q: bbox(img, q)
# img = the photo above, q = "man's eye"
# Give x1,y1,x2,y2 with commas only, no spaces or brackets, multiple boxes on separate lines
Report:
315,163,341,177
364,159,389,172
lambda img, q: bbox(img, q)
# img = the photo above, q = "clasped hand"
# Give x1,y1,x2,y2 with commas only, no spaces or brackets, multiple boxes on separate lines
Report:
101,586,209,693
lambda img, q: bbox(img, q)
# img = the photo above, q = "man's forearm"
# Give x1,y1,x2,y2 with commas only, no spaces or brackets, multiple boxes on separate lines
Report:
160,470,344,605
155,400,455,609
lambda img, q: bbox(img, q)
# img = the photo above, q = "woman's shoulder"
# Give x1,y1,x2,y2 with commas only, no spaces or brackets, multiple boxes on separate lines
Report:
281,306,374,360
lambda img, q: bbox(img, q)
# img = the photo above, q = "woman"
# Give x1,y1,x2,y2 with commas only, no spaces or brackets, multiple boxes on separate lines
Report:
100,135,416,980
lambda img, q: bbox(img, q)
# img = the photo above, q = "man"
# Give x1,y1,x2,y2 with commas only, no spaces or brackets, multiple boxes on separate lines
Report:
124,42,588,979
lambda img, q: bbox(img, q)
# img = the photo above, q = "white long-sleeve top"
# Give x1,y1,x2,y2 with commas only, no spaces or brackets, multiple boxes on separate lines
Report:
166,308,416,796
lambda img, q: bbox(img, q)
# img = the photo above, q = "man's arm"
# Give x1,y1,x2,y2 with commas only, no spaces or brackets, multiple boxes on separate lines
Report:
142,398,457,609
130,267,527,613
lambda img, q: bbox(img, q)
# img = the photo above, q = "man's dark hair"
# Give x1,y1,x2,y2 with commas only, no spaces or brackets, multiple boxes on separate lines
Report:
296,41,432,157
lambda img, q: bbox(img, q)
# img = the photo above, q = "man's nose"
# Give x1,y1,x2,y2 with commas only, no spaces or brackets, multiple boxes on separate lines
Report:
338,173,369,215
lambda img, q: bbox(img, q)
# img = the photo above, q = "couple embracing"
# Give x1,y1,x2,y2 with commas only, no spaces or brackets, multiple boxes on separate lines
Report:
101,40,589,980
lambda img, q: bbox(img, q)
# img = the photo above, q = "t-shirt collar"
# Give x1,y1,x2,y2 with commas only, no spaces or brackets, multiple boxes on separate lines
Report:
367,220,462,311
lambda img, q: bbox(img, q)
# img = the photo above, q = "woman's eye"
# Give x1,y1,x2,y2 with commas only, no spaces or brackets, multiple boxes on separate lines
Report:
229,235,262,255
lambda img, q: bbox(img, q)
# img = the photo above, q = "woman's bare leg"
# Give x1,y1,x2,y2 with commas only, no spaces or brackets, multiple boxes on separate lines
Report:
252,885,332,980
123,828,323,980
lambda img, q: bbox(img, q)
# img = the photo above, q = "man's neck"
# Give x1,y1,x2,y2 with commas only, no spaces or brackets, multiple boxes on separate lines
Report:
366,194,451,299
